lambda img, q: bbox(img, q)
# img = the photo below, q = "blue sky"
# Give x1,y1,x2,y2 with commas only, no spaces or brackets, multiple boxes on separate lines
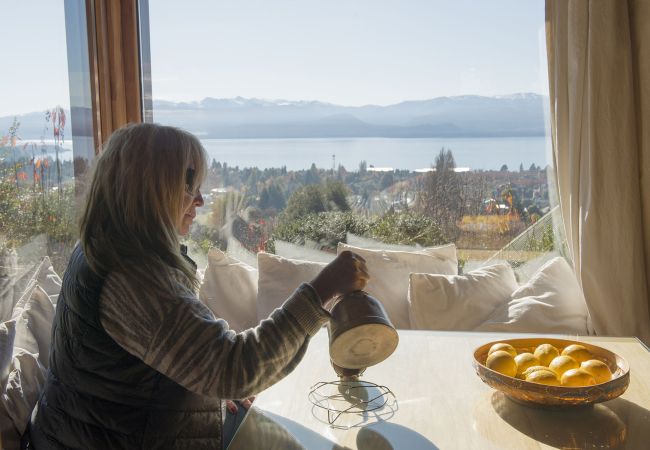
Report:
1,0,548,116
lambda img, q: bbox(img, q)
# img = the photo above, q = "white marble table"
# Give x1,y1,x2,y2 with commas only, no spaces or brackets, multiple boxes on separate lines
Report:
228,329,650,449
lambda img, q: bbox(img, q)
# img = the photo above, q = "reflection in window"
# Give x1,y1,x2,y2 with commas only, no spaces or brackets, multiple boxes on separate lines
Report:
143,0,559,278
0,1,93,317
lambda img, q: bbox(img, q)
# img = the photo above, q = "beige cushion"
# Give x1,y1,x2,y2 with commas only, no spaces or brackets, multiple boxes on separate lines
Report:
0,320,16,386
408,264,518,330
256,253,325,321
477,257,590,334
199,248,258,331
0,250,18,322
1,350,47,434
337,243,458,329
12,284,55,369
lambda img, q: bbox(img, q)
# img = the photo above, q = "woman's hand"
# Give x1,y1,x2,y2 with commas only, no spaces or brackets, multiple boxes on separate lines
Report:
226,396,255,414
310,251,369,308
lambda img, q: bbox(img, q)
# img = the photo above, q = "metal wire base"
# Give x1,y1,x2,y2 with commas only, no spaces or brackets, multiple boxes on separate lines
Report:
308,379,397,427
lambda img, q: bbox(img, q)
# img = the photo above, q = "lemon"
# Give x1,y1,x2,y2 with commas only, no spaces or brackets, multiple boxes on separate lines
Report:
486,350,517,377
522,365,557,379
561,368,596,387
514,353,540,378
580,359,612,384
488,342,517,358
526,369,560,386
533,343,560,366
548,355,579,377
561,344,592,363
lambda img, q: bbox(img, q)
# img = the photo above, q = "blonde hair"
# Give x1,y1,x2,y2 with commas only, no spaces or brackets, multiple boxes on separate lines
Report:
80,123,207,291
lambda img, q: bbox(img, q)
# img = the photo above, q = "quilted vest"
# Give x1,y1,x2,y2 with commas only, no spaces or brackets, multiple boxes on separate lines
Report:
29,245,222,449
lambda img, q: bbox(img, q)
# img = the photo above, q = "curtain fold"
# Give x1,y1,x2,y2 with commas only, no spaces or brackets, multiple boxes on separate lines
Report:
546,0,650,343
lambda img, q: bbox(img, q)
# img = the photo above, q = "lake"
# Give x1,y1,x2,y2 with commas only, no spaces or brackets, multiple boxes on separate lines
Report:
26,136,552,172
200,136,552,171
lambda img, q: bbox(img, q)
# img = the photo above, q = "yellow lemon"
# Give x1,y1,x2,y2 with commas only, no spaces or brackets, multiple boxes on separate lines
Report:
522,365,556,379
486,350,517,377
561,368,596,387
488,342,517,358
548,355,579,377
561,344,592,363
581,359,613,384
533,343,560,366
526,369,560,386
514,353,540,378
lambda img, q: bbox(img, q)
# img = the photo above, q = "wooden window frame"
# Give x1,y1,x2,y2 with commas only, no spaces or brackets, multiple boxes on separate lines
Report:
85,0,149,151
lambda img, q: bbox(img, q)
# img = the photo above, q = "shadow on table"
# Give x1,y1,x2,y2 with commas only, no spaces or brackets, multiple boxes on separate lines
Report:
309,380,397,428
227,406,350,450
227,406,439,450
489,391,650,449
356,422,440,450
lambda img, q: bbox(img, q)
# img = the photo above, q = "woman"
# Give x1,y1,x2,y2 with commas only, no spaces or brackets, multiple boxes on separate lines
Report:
28,123,368,449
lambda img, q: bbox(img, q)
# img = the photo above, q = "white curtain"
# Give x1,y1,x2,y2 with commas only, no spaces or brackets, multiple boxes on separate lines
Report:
546,0,650,343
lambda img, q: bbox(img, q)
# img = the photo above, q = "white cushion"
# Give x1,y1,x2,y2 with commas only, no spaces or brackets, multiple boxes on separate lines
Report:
337,243,458,329
12,284,55,369
408,264,518,330
1,250,18,322
0,320,16,387
476,257,590,334
256,253,326,321
1,350,47,434
274,240,336,264
199,248,258,331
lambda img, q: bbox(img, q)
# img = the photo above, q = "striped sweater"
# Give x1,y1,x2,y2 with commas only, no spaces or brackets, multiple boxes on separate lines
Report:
98,267,329,400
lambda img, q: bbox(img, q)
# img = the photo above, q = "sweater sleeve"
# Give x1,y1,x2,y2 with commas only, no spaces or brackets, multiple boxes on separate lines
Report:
99,271,330,399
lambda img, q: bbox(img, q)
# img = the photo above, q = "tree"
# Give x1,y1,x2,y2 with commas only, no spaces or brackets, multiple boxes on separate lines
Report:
283,185,326,220
519,163,524,172
500,164,509,172
417,148,463,240
259,181,286,212
359,160,367,174
324,181,350,212
304,163,321,185
381,171,394,190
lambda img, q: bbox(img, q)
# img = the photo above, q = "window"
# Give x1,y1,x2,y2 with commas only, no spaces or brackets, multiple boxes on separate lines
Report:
0,2,94,295
142,0,559,277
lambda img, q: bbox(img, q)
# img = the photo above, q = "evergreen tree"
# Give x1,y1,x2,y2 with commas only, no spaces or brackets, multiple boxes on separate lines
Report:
304,163,321,185
359,160,367,174
324,181,350,211
284,185,326,219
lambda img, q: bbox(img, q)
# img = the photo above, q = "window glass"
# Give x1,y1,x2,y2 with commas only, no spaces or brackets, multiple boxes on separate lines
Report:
144,0,560,277
0,1,93,306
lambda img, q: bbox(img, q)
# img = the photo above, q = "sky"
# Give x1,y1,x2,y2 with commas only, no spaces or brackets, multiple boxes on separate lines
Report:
1,0,548,116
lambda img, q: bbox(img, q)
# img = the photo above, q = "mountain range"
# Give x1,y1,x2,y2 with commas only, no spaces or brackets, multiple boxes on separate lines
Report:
1,93,548,140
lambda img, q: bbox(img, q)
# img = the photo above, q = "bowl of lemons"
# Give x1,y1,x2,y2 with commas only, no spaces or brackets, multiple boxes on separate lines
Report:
473,338,630,407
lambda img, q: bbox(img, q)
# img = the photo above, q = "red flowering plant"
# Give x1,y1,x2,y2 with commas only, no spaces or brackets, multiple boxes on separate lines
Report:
0,108,76,272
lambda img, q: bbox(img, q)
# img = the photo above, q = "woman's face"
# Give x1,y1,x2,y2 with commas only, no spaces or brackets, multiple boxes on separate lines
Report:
178,167,204,236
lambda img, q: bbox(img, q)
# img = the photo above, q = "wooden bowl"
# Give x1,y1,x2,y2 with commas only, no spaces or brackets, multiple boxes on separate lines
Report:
473,338,630,408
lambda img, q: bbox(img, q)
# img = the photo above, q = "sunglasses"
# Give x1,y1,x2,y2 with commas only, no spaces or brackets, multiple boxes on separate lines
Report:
185,168,196,195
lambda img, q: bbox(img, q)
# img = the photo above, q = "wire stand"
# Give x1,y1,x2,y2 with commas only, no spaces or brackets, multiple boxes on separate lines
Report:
308,379,397,428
